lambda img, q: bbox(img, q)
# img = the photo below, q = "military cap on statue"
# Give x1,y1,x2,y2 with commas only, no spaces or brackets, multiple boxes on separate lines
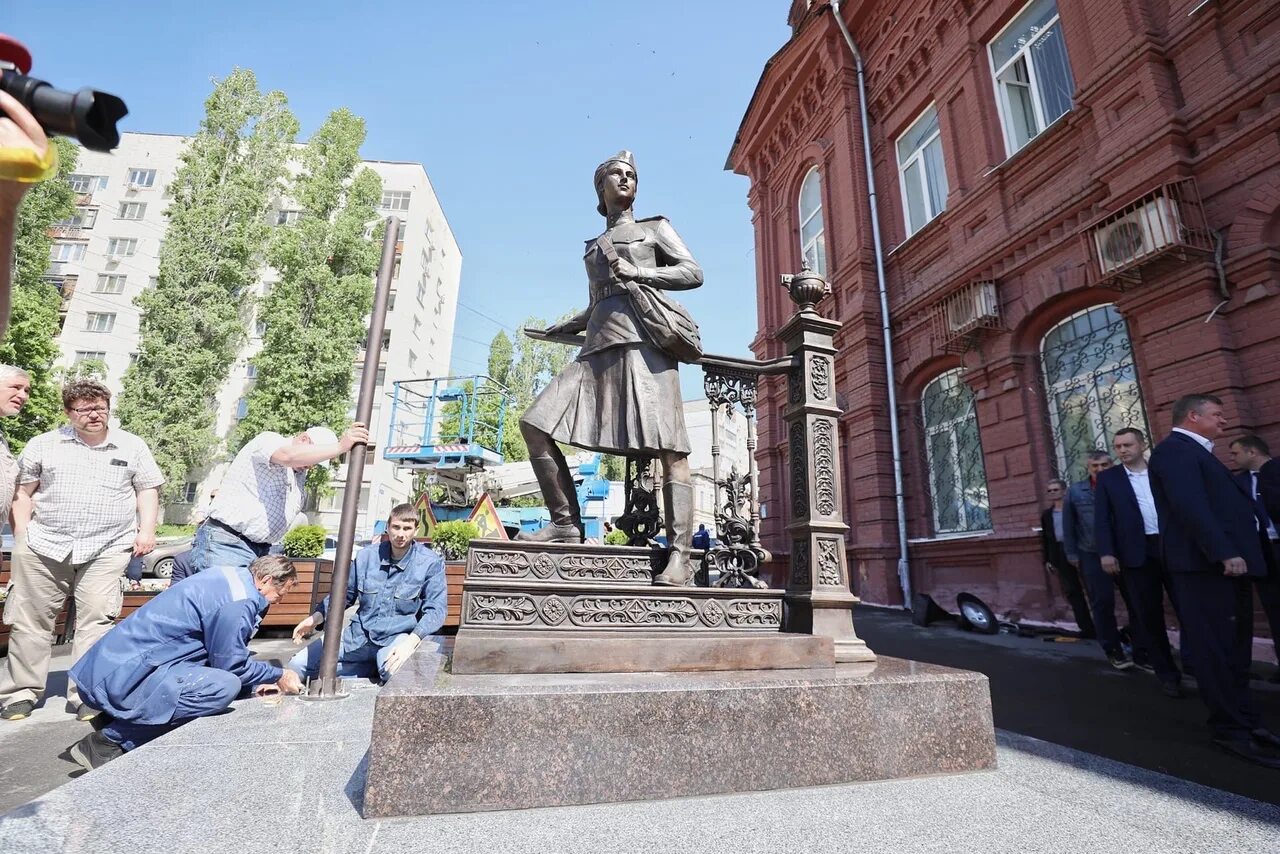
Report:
594,150,637,215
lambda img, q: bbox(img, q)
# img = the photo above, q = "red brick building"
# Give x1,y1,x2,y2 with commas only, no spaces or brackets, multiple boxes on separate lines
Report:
728,0,1280,631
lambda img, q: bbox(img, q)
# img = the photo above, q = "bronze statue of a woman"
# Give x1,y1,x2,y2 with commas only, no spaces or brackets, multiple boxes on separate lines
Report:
519,150,702,586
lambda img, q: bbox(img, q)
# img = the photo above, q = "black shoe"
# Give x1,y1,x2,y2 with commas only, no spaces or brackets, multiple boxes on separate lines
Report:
1107,650,1134,670
1213,736,1280,769
1,700,35,721
1160,680,1184,699
1134,661,1155,674
68,731,124,772
1252,728,1280,749
66,700,102,723
1268,671,1280,685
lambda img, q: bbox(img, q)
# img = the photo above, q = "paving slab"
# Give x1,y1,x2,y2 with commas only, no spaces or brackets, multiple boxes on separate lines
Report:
1,647,1277,854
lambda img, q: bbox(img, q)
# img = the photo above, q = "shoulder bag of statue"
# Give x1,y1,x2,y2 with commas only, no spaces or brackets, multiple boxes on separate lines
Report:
597,236,703,363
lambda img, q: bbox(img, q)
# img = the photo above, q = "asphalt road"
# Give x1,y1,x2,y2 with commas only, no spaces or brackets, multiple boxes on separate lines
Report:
852,604,1280,806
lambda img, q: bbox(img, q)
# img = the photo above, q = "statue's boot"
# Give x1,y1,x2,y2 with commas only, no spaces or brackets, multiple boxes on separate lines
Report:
516,455,583,543
653,481,695,586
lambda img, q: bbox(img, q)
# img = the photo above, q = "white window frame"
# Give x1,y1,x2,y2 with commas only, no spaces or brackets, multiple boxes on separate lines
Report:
74,350,107,364
797,167,827,276
117,201,147,220
84,312,116,333
126,168,157,188
921,369,991,534
1039,304,1149,480
896,104,948,236
50,241,87,262
254,319,267,338
276,209,301,226
67,174,107,193
180,482,199,504
235,397,249,420
94,274,126,294
106,237,138,258
56,207,98,230
987,0,1074,157
381,190,411,211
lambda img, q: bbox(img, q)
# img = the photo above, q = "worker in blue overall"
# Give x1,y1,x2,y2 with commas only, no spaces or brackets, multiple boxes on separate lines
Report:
288,503,446,684
66,555,302,771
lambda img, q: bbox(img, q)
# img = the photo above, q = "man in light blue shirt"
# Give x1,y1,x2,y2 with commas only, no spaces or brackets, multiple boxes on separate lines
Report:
288,504,446,684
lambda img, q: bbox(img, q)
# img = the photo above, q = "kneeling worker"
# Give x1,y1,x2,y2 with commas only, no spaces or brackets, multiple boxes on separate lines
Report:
67,556,303,770
289,503,446,684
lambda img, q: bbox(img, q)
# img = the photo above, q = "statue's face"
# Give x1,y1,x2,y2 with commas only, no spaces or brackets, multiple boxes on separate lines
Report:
598,160,637,211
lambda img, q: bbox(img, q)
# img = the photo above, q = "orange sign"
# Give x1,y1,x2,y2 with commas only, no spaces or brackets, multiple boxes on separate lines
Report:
467,492,508,540
413,492,438,539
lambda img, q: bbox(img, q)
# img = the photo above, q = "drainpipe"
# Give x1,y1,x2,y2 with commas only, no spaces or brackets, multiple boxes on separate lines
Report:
828,0,912,608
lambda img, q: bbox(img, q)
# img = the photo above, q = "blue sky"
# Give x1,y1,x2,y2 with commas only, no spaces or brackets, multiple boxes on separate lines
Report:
5,1,791,397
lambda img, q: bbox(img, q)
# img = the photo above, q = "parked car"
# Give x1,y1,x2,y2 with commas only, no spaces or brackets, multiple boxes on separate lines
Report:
126,537,194,579
320,536,373,563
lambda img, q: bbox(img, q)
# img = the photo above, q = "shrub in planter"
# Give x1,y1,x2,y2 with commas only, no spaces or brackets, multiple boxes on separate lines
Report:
432,520,479,561
604,528,630,546
282,524,327,558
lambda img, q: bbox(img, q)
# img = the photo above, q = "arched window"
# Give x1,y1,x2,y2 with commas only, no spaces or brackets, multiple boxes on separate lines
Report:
1040,304,1150,483
798,167,827,276
921,369,991,534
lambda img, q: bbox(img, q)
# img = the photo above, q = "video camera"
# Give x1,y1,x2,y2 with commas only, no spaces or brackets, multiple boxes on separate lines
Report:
0,34,127,152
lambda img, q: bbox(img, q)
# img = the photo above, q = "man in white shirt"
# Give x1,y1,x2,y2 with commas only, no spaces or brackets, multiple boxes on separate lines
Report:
1,380,165,722
1229,434,1280,682
191,422,369,573
1095,427,1182,697
1149,394,1279,767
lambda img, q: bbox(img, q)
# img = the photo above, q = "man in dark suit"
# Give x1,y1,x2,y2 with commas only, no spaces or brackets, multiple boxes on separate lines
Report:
1039,478,1096,638
1095,428,1182,697
1229,434,1280,682
1064,451,1145,669
1149,394,1280,768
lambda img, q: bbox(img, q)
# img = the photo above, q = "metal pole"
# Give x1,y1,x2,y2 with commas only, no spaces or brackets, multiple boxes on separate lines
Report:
310,216,400,697
830,0,912,607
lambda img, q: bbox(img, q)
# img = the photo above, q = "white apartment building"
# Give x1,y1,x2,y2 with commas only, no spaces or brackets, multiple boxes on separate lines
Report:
51,132,461,536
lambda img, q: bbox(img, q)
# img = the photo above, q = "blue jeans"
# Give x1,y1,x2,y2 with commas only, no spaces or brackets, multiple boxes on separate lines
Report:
287,633,412,685
103,666,241,751
193,522,268,575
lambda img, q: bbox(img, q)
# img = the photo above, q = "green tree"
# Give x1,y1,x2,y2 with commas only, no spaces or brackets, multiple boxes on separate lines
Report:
60,356,107,383
0,137,78,452
117,69,298,498
487,330,513,385
233,108,383,492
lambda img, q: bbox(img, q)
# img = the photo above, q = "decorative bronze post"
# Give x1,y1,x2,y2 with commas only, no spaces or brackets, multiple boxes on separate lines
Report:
308,216,401,698
778,268,874,662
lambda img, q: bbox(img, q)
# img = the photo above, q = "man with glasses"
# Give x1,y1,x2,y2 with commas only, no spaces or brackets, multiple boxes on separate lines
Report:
0,380,164,722
1039,478,1095,639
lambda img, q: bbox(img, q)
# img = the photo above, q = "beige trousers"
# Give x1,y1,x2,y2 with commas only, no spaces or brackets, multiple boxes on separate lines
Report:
0,540,127,707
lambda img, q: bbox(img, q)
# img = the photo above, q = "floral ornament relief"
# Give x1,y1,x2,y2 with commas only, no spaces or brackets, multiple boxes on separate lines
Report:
810,355,830,400
812,418,836,516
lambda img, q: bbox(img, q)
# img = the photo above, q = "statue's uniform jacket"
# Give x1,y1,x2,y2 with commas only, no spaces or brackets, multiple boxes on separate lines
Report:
578,216,702,358
521,215,702,456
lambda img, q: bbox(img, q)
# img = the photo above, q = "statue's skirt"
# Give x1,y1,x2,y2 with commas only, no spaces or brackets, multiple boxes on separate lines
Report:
520,343,690,456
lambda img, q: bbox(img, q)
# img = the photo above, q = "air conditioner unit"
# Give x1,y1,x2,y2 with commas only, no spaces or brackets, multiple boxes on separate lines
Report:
945,281,999,333
1092,196,1182,276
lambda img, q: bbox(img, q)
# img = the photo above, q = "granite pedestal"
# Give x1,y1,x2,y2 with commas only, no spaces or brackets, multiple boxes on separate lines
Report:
363,649,996,817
